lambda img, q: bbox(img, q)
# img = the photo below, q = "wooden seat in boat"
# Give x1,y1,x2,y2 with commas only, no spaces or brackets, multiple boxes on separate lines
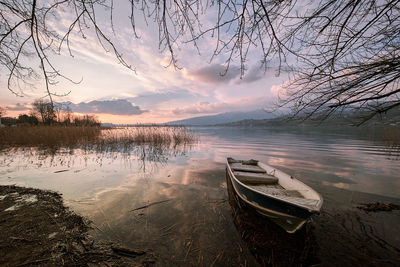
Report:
230,163,266,173
234,171,278,185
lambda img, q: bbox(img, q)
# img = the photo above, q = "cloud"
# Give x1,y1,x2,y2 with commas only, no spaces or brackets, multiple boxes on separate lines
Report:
185,64,241,84
233,65,283,84
126,88,213,109
172,102,231,115
128,90,192,107
64,99,146,115
185,64,276,85
269,80,291,98
6,103,31,111
171,95,276,116
239,66,266,84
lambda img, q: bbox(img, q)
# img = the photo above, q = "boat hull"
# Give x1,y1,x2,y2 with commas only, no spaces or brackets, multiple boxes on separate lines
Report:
227,166,314,233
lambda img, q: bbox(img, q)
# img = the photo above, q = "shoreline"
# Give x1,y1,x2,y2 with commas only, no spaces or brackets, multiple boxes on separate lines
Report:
0,185,155,266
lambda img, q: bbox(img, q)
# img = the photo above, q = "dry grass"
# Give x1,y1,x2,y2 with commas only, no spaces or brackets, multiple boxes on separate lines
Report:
0,126,102,149
0,126,197,151
100,126,196,147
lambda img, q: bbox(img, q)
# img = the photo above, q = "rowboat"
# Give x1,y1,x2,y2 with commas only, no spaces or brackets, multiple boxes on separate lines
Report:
226,157,323,233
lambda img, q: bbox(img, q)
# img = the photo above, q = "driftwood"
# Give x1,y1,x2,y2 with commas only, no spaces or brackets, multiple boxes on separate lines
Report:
111,246,146,258
357,202,400,212
130,199,172,212
54,169,69,173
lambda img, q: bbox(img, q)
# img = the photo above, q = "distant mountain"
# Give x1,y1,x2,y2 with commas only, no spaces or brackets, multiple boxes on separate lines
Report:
166,109,276,126
101,122,116,127
218,105,400,127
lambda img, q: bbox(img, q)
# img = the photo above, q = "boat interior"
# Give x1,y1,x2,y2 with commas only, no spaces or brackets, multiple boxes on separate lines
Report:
228,158,320,209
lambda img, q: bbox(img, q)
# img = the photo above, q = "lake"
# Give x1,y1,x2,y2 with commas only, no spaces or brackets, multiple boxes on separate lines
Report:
1,126,399,266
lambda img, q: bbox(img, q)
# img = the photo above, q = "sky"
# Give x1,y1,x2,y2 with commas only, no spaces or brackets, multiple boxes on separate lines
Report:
0,2,289,124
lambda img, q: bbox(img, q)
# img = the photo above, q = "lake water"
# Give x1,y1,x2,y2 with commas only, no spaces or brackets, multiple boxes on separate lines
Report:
192,126,400,198
1,126,399,265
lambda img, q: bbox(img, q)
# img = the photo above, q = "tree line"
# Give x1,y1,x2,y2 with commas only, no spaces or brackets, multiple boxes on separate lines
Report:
0,100,100,126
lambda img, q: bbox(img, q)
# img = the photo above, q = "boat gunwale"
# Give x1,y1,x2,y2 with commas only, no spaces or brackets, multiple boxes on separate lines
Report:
226,159,323,213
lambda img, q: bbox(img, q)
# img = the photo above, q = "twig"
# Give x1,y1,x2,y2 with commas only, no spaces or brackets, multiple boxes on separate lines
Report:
54,169,69,173
16,257,52,266
111,246,146,258
210,250,224,267
184,240,192,261
161,222,179,232
10,236,32,242
130,199,172,212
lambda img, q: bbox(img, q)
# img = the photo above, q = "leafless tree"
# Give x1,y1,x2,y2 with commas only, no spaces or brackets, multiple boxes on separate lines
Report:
0,106,6,117
54,103,63,123
0,106,6,125
32,99,55,124
32,99,46,123
53,102,72,123
0,0,203,102
63,104,72,125
73,114,100,126
277,0,400,124
1,1,399,123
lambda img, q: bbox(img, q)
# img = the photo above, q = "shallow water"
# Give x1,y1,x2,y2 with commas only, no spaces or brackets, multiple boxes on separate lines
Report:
1,126,399,265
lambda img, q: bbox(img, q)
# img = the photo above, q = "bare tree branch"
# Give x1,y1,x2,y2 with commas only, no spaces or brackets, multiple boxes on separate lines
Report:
0,0,398,124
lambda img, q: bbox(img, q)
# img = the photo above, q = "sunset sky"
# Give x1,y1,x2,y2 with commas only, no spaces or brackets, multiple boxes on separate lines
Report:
0,2,288,124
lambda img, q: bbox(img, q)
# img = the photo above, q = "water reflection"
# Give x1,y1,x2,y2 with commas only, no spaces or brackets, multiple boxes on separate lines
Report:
226,172,318,266
1,125,399,265
193,126,400,198
1,125,399,199
0,145,191,173
382,127,400,160
0,130,197,200
81,166,259,266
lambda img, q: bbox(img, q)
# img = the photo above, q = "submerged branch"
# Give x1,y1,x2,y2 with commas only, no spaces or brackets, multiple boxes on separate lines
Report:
130,199,173,212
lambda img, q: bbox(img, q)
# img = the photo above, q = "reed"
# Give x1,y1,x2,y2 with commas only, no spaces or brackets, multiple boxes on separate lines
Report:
0,125,197,151
382,127,400,159
101,126,196,145
0,126,101,149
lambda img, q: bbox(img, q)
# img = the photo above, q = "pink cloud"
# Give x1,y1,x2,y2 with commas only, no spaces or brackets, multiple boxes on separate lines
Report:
172,102,230,115
6,103,31,111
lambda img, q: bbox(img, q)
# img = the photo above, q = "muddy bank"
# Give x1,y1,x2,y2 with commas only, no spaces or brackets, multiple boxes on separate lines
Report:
0,185,155,266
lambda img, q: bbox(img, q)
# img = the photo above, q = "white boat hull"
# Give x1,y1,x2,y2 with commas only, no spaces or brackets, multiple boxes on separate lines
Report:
226,158,323,233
